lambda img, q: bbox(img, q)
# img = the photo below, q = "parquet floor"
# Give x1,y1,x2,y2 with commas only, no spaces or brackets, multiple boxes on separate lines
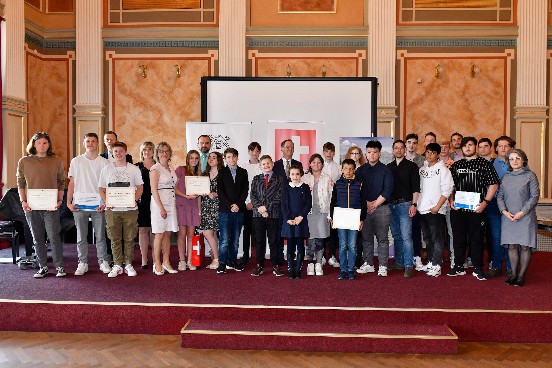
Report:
0,331,551,368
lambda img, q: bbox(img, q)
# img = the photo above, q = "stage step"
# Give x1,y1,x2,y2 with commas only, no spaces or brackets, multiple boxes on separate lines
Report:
181,319,458,354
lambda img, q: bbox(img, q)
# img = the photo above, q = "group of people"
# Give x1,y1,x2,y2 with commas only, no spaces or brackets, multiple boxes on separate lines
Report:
16,129,540,286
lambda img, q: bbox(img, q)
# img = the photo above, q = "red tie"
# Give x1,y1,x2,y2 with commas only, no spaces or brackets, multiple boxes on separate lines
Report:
265,174,269,188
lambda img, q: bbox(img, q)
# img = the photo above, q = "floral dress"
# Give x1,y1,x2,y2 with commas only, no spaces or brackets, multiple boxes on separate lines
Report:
199,176,219,231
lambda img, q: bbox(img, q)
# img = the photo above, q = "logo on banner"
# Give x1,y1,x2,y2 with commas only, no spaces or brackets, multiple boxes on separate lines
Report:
274,129,316,168
209,135,230,150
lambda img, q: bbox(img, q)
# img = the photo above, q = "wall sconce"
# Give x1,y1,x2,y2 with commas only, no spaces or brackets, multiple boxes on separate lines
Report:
321,64,327,77
416,78,422,84
175,65,181,78
434,64,443,79
286,64,292,77
139,64,147,78
471,64,480,78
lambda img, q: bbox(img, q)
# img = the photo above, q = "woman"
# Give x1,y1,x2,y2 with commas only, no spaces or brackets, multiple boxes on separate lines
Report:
497,149,539,287
345,146,365,168
199,152,223,269
17,132,66,278
150,142,178,275
302,154,333,276
135,141,155,269
175,150,201,271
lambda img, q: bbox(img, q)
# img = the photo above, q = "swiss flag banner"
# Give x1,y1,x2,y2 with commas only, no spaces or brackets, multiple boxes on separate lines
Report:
268,121,325,169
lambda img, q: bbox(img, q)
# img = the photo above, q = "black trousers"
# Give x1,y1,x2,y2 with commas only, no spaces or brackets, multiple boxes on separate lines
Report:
253,217,279,268
450,210,485,269
242,209,254,261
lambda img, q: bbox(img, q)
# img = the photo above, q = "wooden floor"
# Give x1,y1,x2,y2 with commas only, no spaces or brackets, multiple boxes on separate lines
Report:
1,332,552,368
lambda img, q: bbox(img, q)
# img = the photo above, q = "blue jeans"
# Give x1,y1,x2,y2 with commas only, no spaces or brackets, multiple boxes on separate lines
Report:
338,229,357,273
486,199,511,271
389,202,414,268
218,212,244,265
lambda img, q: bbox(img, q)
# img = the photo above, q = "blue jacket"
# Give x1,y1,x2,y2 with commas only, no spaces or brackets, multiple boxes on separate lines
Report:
330,176,367,221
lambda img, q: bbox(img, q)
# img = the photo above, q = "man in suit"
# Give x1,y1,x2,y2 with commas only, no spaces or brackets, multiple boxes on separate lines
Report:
273,139,302,180
101,131,133,163
216,148,249,274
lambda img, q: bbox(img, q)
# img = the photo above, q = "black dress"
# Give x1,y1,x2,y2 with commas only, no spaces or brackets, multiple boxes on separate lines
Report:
135,161,152,228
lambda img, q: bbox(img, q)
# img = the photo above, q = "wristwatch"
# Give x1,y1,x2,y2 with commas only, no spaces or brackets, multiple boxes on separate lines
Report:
483,198,490,204
411,203,417,207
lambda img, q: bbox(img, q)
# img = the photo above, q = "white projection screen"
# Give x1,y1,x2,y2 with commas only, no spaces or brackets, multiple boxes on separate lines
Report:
201,77,377,155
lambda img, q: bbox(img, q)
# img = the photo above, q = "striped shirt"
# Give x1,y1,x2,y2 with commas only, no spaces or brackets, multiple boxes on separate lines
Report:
450,157,499,202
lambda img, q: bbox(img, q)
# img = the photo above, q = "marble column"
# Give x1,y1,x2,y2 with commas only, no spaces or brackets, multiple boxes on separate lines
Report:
515,0,548,196
218,0,246,77
367,0,397,137
74,0,104,154
2,0,27,190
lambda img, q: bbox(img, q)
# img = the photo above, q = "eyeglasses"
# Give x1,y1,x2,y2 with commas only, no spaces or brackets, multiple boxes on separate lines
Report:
350,152,361,155
159,150,171,154
393,146,405,150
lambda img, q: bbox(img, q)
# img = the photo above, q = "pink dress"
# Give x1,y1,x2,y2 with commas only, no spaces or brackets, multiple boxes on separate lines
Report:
175,166,200,226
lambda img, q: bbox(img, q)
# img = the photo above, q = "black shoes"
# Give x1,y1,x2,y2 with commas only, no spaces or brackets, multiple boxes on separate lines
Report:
251,265,263,276
272,266,284,277
216,263,227,274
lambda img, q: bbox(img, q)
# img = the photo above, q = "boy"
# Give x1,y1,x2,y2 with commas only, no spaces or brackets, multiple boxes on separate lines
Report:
250,155,285,276
417,143,454,277
99,141,143,278
216,148,249,274
330,159,367,280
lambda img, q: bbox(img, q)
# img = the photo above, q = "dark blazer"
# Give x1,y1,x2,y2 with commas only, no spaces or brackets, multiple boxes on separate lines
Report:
273,158,302,180
280,183,312,238
101,151,133,163
217,166,249,212
250,173,284,218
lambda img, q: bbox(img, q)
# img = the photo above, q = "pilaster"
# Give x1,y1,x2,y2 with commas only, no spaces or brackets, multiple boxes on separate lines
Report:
219,0,246,76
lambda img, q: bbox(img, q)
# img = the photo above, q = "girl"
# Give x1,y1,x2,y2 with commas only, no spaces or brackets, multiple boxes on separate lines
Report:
199,152,224,269
302,154,333,276
281,165,312,279
175,150,201,271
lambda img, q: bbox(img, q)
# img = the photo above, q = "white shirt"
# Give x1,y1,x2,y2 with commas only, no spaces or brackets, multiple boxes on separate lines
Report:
322,160,341,183
99,163,144,211
244,161,262,204
68,154,109,194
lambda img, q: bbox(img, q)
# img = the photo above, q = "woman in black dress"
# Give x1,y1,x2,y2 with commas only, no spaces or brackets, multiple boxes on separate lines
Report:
135,141,155,269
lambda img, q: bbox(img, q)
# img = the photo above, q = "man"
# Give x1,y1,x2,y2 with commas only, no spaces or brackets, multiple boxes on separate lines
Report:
100,131,133,163
274,139,302,180
356,140,394,277
99,141,143,278
424,132,437,148
321,141,341,268
197,135,212,172
417,143,454,277
447,137,499,281
486,136,516,278
478,138,493,161
450,132,464,161
405,133,425,270
216,148,249,274
405,133,425,168
386,140,420,278
240,142,262,268
67,133,111,276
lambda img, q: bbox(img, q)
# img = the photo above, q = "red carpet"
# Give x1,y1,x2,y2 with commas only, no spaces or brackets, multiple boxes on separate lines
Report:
1,244,551,349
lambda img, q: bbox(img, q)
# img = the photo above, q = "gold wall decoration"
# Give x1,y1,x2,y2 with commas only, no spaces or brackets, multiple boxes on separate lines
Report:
415,0,496,8
122,0,201,10
279,0,336,13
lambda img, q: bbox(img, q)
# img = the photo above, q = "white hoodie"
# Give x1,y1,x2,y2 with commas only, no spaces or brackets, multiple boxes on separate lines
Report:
417,160,454,215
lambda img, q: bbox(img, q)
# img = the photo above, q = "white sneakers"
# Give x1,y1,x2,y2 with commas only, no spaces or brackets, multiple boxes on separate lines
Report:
420,262,434,272
55,267,66,277
328,256,340,268
125,264,137,277
187,262,197,271
178,260,187,271
74,263,88,276
306,263,315,276
414,256,424,271
356,262,375,274
99,261,112,274
315,263,323,276
108,265,123,278
377,266,388,277
427,265,441,277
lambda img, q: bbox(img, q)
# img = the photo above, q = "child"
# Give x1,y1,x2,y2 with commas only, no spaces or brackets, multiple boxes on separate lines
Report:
281,165,312,279
303,153,333,276
321,142,341,268
330,159,367,280
250,155,285,276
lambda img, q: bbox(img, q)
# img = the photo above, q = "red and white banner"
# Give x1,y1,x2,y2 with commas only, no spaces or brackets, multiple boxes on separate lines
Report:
267,121,325,169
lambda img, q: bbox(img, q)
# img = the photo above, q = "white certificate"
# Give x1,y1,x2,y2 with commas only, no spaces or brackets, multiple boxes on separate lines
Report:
332,207,361,230
454,191,480,211
27,189,58,211
185,176,210,196
74,192,101,211
106,187,136,208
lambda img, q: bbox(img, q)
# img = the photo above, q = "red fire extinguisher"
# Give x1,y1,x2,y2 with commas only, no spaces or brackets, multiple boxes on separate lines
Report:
191,233,205,267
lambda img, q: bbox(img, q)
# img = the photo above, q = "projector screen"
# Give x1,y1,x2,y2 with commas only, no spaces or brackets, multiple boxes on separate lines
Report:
201,77,377,158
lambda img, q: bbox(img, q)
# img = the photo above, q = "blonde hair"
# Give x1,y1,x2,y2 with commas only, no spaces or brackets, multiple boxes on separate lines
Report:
139,141,155,162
